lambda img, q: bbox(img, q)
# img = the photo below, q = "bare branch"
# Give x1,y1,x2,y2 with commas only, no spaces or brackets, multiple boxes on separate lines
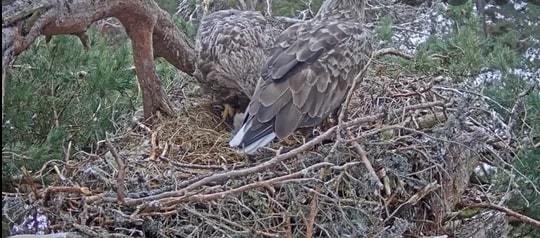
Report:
106,139,126,204
465,203,540,228
374,47,414,60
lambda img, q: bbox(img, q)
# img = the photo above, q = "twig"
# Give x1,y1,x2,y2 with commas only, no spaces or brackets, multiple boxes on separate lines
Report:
384,181,439,223
465,203,540,228
159,157,233,170
374,47,414,60
337,51,374,143
71,223,100,237
64,141,72,161
53,165,66,181
506,86,534,143
106,139,126,204
186,208,280,237
42,186,92,201
349,141,383,189
305,185,319,238
159,162,333,207
284,215,293,238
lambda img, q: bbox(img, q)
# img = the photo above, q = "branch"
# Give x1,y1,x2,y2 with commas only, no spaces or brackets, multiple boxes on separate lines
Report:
2,0,196,120
42,186,92,201
374,47,414,60
159,162,333,207
349,141,383,189
465,203,540,228
106,139,125,204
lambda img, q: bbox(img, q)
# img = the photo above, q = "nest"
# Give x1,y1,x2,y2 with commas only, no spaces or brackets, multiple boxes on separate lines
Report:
2,60,533,237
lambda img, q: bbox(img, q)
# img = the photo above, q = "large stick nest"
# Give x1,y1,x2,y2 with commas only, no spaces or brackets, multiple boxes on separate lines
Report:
3,57,533,237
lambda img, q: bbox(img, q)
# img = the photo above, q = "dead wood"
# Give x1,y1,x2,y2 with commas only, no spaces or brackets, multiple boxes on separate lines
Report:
465,203,540,228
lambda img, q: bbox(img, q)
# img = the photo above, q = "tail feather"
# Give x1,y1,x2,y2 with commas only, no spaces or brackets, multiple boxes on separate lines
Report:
229,116,276,154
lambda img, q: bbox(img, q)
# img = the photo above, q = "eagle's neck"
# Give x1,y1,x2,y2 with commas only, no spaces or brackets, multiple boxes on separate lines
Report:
316,0,366,21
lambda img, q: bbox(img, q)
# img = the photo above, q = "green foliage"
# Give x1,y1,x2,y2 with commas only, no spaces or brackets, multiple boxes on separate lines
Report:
273,0,323,17
400,1,521,79
485,74,540,233
490,90,539,235
2,32,138,176
396,1,539,234
156,0,179,14
376,16,393,42
172,14,198,41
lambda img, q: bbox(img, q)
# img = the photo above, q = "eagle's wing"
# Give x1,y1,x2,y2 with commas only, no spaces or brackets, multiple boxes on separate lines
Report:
230,19,372,153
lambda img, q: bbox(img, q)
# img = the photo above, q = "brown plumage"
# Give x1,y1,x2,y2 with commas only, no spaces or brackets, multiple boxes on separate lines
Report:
193,5,288,122
230,0,373,154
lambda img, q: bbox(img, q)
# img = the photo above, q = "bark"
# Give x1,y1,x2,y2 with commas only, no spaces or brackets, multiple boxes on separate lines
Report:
2,0,196,121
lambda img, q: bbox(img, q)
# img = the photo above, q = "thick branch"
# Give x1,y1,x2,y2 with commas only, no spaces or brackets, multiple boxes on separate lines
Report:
2,0,196,120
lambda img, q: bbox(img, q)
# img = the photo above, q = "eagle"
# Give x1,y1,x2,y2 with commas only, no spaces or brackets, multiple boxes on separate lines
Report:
193,0,289,123
229,0,373,154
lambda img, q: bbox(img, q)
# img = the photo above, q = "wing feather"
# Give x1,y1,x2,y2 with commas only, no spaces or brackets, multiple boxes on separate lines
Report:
275,103,304,138
252,22,361,138
258,82,289,107
257,92,292,123
231,15,373,151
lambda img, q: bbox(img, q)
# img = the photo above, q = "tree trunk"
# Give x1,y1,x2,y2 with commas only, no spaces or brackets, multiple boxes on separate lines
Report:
1,0,196,122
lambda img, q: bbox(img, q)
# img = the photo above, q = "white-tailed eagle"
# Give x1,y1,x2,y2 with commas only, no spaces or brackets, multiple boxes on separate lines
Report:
230,0,373,154
194,2,289,123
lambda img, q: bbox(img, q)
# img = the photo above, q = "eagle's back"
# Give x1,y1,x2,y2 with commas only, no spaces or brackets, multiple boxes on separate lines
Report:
195,10,285,100
230,11,374,153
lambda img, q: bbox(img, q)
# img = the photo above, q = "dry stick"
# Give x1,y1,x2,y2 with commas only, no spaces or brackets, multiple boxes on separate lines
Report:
123,128,336,206
383,181,439,223
305,184,320,238
64,141,72,161
71,223,100,237
106,139,126,204
337,52,382,189
284,215,294,238
349,141,383,189
374,47,414,60
186,208,280,238
337,51,374,142
42,186,91,201
159,162,334,207
465,203,540,229
305,159,329,238
157,161,385,212
121,101,446,206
